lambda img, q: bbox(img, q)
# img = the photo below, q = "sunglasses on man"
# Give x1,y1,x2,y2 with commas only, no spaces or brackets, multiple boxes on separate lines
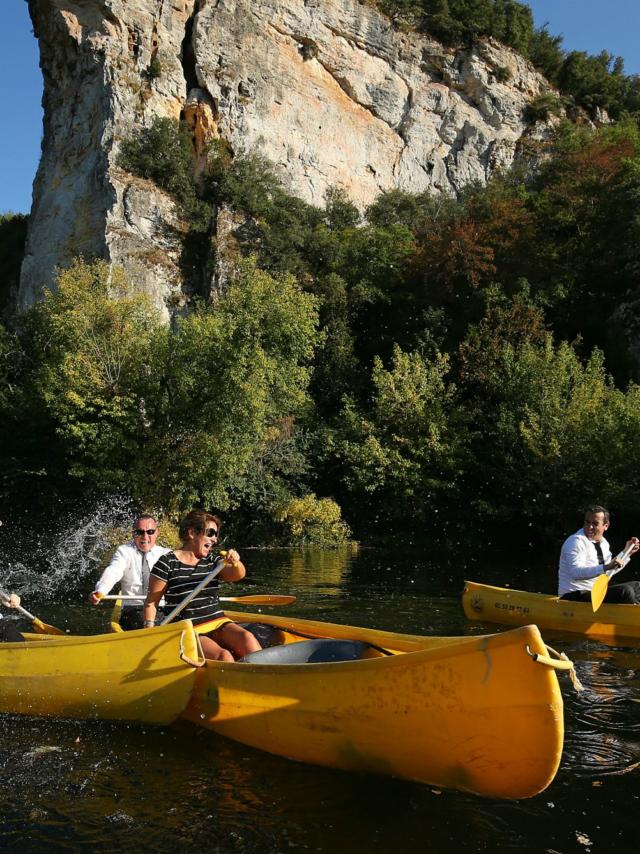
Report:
133,528,156,537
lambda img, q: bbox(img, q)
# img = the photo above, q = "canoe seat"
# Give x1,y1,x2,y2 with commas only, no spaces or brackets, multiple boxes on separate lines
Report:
239,638,372,664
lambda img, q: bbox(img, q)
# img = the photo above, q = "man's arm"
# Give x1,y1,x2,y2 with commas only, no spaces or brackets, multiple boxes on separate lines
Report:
89,546,129,604
561,539,623,582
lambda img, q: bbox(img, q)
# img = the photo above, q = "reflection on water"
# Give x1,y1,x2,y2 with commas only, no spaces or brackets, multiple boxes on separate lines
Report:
288,545,357,591
2,535,640,851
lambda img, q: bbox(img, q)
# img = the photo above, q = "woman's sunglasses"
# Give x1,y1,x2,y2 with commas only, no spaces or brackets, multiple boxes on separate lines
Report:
204,528,219,538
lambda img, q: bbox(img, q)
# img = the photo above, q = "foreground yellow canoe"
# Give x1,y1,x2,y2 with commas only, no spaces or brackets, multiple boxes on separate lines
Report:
179,610,570,800
2,611,571,798
0,619,201,724
463,580,640,645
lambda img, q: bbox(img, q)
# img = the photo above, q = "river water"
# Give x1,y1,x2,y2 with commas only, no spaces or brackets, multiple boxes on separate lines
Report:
1,522,640,852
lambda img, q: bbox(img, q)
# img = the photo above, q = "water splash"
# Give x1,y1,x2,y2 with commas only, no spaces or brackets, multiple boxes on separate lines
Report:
0,495,135,600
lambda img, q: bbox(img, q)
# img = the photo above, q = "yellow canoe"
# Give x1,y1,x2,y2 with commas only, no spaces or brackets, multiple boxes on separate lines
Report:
2,610,570,798
0,619,201,724
178,610,569,800
463,580,640,644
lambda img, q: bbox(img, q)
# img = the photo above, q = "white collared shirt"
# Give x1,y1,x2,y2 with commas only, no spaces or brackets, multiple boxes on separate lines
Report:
558,528,625,595
95,542,170,605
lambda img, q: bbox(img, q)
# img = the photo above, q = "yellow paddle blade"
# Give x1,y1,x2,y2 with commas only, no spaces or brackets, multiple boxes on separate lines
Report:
0,585,65,635
221,594,296,605
591,574,609,613
32,617,66,636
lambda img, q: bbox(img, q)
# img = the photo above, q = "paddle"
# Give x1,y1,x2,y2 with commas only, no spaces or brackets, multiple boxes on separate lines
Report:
219,594,295,605
591,541,636,613
97,593,296,605
0,585,65,635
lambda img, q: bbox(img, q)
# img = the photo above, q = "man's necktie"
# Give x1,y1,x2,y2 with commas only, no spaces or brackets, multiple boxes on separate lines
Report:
593,541,605,565
140,552,150,591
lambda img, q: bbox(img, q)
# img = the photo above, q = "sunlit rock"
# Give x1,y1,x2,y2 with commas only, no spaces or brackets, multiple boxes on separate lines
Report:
20,0,555,315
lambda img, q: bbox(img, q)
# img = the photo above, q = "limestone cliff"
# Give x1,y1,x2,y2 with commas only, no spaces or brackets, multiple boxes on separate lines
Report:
20,0,555,316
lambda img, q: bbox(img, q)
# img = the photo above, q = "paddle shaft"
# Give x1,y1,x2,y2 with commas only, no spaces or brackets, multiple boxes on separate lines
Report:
601,541,634,580
98,593,295,605
0,586,38,622
160,557,226,625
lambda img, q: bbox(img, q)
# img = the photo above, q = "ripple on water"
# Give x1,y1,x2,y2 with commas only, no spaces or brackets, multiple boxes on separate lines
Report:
560,657,640,777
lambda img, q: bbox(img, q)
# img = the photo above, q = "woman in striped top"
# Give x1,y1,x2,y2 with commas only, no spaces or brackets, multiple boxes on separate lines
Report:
143,510,261,661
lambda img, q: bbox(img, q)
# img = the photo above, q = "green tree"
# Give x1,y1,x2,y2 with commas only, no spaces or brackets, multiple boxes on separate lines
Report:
139,258,322,517
458,328,640,539
529,24,564,85
118,117,197,211
558,51,630,118
22,258,161,489
337,345,460,533
30,260,160,481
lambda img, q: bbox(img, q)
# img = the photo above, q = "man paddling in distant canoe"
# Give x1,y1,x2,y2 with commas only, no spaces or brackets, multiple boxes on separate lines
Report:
89,514,170,629
558,506,640,603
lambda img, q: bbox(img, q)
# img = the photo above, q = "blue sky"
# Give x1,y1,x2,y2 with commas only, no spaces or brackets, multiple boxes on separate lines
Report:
1,1,639,215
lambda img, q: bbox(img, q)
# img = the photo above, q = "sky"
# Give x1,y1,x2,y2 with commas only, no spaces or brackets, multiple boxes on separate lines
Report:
1,1,639,215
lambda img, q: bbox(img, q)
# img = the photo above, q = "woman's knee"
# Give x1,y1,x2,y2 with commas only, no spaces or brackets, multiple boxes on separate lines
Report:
220,624,261,655
242,628,262,653
201,636,234,661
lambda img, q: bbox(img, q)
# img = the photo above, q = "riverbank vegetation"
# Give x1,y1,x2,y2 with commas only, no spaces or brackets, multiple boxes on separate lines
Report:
3,115,640,549
4,0,640,548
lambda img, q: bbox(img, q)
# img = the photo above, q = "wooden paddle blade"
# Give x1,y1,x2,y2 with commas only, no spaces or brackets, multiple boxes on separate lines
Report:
220,594,296,605
591,574,609,612
32,617,66,636
1,585,66,635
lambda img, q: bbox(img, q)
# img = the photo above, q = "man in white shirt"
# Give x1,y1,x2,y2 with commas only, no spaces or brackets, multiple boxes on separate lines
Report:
558,505,640,603
90,515,170,629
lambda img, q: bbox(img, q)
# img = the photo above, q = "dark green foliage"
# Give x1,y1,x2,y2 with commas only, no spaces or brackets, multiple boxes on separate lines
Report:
378,0,534,52
118,117,197,210
558,51,630,118
523,93,566,123
528,24,564,85
0,213,28,319
147,55,162,79
324,187,360,231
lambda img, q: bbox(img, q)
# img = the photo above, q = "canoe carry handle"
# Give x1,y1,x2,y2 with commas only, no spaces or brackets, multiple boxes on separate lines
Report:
179,630,206,669
526,644,583,692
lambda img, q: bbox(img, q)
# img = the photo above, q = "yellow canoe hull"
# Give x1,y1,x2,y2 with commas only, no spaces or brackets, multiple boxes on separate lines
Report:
181,611,565,800
463,580,640,644
0,620,200,724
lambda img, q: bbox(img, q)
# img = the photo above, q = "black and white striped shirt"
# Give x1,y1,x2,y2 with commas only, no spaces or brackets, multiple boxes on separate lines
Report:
151,552,223,625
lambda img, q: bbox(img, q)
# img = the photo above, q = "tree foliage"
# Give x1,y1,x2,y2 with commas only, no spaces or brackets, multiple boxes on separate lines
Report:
6,90,640,548
140,259,320,516
25,258,161,486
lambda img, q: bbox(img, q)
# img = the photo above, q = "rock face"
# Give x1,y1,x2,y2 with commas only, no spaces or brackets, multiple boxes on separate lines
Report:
19,0,554,316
